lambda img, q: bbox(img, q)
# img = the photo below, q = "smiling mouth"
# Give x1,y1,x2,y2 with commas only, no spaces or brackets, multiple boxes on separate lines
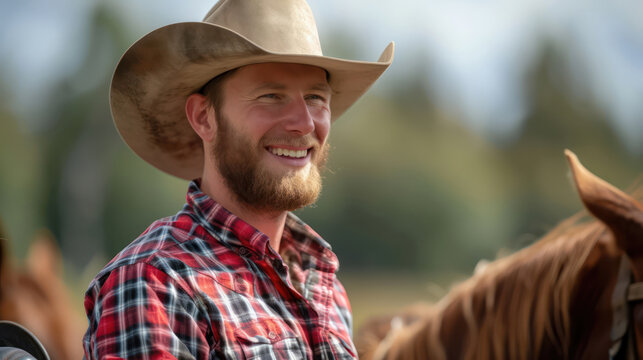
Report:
268,147,309,159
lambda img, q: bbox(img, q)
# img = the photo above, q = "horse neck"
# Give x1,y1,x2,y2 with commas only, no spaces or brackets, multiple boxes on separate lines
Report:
566,233,622,359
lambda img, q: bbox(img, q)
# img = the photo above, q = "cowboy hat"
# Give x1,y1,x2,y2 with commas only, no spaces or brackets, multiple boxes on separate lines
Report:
111,0,394,180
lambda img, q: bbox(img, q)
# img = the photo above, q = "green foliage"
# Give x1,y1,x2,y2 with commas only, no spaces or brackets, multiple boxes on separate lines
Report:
103,148,185,256
0,111,42,257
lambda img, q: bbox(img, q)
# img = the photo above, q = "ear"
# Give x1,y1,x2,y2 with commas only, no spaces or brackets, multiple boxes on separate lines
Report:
185,93,217,143
565,150,643,273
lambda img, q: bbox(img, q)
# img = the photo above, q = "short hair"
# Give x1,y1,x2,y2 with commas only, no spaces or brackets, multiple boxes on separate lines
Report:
200,69,238,116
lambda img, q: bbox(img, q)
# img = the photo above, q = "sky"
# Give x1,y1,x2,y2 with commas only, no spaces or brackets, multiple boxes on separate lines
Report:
1,0,641,150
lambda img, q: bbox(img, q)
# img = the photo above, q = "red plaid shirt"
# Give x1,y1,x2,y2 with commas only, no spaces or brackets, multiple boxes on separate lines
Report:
83,181,356,359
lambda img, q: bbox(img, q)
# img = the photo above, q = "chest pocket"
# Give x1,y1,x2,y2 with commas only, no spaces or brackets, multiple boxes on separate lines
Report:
234,319,306,360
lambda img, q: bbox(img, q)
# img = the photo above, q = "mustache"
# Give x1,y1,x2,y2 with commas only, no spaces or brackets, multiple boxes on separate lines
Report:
260,134,321,149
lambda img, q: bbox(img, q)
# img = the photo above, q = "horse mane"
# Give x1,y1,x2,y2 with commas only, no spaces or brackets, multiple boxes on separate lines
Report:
370,211,611,360
442,215,606,360
442,182,643,360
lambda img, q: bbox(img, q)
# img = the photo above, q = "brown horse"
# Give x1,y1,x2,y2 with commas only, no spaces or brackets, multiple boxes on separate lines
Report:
0,224,86,360
357,150,643,360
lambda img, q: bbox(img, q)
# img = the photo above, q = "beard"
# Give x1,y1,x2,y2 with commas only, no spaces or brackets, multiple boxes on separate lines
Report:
212,113,329,212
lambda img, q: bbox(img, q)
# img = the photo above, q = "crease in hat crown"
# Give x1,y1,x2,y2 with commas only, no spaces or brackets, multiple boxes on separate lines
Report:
203,0,323,55
110,0,394,180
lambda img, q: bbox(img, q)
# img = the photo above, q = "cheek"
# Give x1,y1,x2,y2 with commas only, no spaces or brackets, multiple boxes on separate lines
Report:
237,110,276,140
313,111,331,143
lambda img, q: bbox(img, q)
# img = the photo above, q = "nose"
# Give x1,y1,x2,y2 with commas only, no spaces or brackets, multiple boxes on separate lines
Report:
282,96,315,135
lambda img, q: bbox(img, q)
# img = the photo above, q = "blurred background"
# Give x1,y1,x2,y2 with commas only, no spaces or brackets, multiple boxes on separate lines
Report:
1,0,642,333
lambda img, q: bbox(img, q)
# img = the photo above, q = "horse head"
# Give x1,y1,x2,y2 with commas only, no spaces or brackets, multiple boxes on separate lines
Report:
356,150,643,360
566,149,643,358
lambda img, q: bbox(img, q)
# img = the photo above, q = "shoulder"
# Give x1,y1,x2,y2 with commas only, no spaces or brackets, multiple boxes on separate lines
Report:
86,209,251,297
88,261,189,302
87,210,228,295
92,215,188,276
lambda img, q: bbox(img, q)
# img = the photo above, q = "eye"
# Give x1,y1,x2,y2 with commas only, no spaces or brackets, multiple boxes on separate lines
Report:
258,93,282,101
305,94,329,105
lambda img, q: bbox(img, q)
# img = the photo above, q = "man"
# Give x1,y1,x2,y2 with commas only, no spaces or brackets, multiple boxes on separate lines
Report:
83,0,393,359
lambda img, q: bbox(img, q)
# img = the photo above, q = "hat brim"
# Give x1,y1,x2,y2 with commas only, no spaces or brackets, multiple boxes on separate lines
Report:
111,22,394,180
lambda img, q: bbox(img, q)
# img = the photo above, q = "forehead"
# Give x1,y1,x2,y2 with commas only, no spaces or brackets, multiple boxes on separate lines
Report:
227,62,330,89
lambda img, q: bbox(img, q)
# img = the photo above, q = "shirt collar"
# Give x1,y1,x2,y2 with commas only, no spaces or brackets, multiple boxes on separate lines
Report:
283,213,339,271
186,180,270,258
185,180,336,267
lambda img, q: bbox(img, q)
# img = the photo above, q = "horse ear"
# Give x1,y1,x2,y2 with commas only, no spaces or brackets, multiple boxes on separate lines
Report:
26,230,63,277
565,150,643,263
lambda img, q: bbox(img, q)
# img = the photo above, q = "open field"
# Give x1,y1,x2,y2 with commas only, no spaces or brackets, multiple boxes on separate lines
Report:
340,271,469,332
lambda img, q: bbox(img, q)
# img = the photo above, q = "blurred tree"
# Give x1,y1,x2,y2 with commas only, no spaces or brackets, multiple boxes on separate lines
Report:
501,39,643,247
34,3,136,268
0,104,42,257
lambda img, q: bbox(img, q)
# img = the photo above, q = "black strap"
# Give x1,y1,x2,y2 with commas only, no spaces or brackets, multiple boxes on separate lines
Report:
628,282,643,302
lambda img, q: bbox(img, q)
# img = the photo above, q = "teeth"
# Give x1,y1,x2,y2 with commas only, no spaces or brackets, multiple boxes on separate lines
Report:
271,148,308,158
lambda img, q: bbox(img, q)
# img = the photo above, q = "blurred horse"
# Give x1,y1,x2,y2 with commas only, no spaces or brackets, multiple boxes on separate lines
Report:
357,151,643,360
0,224,85,360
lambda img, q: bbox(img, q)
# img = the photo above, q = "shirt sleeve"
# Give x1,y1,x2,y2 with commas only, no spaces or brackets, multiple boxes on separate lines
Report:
83,262,211,360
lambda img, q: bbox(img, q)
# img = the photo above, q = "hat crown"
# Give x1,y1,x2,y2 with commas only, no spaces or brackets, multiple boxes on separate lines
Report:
203,0,323,56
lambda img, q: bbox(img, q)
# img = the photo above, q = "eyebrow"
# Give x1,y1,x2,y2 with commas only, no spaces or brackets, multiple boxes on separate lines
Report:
252,82,332,93
310,83,332,93
253,82,286,92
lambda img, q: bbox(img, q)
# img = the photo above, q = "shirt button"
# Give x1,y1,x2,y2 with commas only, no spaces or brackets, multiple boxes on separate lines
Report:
268,331,278,340
238,247,250,257
323,249,333,258
235,278,249,293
